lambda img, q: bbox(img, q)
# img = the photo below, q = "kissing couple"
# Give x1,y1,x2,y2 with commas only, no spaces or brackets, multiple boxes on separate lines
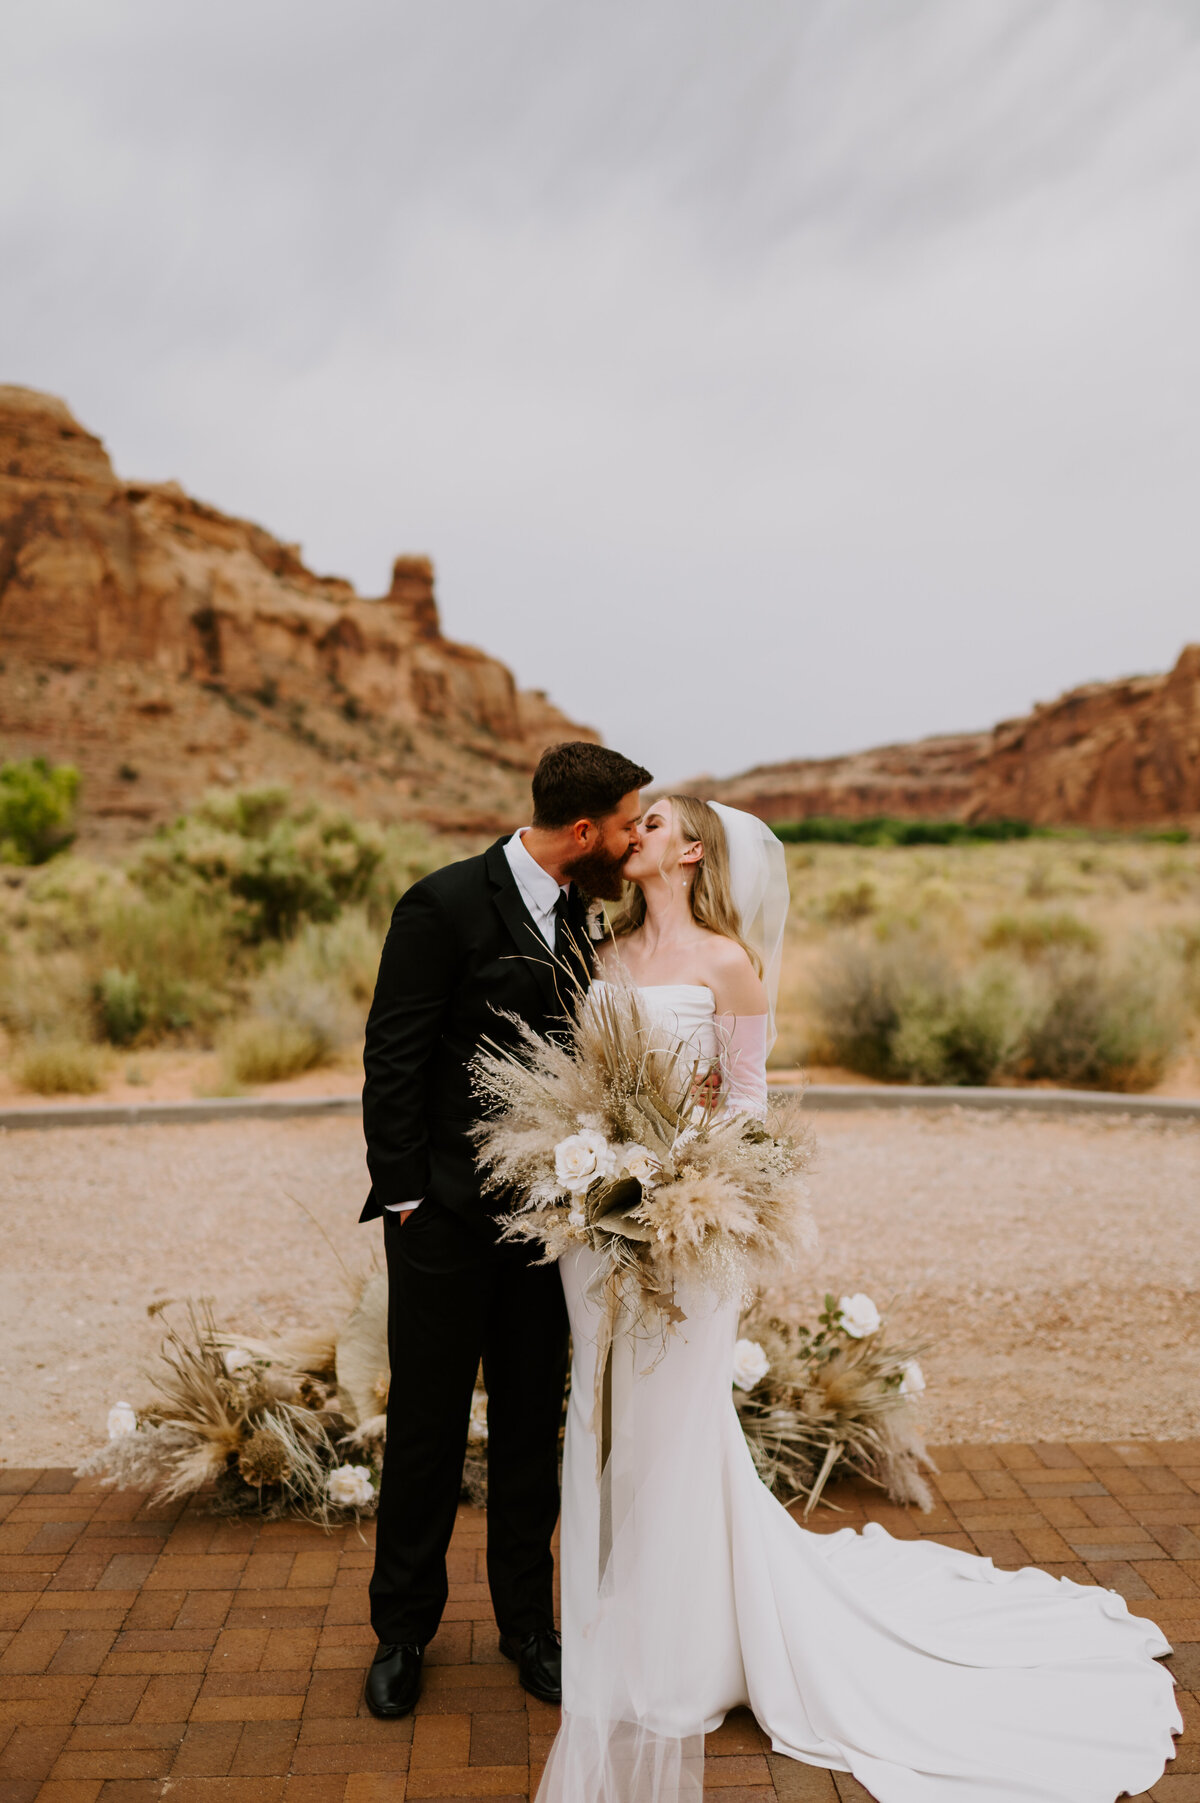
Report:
359,741,1177,1803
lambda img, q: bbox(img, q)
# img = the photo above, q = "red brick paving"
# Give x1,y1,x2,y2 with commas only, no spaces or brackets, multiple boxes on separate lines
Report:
1,1441,1195,1800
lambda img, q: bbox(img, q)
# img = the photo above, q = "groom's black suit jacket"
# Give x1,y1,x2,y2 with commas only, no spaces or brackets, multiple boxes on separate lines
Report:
360,836,593,1226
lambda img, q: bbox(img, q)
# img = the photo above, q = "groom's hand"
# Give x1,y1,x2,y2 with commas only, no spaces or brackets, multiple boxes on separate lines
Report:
385,1200,423,1225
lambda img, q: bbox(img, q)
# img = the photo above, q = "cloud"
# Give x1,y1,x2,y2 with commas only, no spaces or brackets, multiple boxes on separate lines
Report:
3,0,1199,780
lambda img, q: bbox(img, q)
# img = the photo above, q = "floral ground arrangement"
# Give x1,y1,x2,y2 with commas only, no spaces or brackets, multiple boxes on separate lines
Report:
82,1278,933,1522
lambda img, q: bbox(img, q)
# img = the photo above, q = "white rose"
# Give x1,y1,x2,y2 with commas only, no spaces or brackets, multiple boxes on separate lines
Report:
468,1389,489,1443
223,1347,256,1377
620,1144,660,1187
900,1360,926,1396
327,1463,376,1509
554,1130,612,1195
731,1339,771,1391
107,1401,137,1439
838,1293,882,1339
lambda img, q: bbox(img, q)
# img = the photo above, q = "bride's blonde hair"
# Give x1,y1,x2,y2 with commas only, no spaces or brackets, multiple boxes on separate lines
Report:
610,794,762,974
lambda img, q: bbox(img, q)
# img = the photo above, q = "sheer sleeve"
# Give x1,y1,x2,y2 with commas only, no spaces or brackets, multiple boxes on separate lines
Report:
719,1013,769,1120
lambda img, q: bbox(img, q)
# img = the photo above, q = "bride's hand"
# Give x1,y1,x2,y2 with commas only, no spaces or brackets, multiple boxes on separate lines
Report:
691,1066,722,1109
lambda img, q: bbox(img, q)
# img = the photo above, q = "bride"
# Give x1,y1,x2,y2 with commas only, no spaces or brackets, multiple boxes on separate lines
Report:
539,794,1180,1803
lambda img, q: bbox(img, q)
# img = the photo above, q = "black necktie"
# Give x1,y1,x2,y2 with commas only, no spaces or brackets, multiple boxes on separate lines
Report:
552,889,570,962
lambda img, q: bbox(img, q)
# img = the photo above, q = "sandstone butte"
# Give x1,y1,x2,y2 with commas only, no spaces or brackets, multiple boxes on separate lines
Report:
5,385,1198,844
0,385,595,846
690,649,1200,833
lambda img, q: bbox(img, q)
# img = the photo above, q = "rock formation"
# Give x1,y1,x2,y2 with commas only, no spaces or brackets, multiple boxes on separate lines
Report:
694,650,1200,831
687,731,991,826
969,647,1200,828
0,386,594,843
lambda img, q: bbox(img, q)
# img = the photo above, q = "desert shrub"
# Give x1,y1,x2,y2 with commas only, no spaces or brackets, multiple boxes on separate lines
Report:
0,758,80,865
809,935,920,1079
132,786,385,942
88,891,236,1042
217,933,356,1087
812,934,1030,1086
18,857,129,950
0,946,92,1044
811,934,940,1081
774,817,1032,847
366,823,453,924
250,963,349,1052
1155,852,1198,894
1,874,237,1048
13,1038,103,1095
813,927,1182,1091
280,907,380,1009
1024,857,1062,900
1174,925,1200,1016
889,961,1030,1086
982,911,1101,960
221,1017,335,1086
1023,949,1182,1092
94,968,145,1046
819,879,877,926
912,875,964,920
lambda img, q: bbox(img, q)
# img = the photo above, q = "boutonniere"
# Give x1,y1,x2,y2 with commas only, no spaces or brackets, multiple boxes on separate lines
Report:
585,899,607,942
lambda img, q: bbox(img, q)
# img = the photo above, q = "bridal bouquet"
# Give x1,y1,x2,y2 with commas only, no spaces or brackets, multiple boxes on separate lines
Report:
472,981,815,1326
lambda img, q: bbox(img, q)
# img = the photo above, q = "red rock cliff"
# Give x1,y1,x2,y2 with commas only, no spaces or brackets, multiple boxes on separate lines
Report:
693,651,1200,831
969,648,1200,828
0,386,595,841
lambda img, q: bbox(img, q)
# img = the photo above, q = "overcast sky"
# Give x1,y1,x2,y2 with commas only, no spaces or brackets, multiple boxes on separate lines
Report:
3,1,1198,783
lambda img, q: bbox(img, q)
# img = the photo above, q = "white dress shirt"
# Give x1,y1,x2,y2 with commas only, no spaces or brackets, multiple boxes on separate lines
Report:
502,827,571,949
385,831,570,1214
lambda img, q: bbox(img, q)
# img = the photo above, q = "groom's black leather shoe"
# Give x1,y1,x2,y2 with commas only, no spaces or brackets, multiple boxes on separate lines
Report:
498,1628,562,1704
364,1642,424,1718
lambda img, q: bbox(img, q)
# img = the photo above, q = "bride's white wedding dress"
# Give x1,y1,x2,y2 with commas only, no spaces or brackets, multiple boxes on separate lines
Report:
538,981,1180,1803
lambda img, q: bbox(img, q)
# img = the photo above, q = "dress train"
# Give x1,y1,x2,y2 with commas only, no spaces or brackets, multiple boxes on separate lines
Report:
539,1248,1180,1803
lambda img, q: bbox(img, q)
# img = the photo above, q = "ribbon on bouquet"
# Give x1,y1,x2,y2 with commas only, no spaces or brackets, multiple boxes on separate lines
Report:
598,1336,614,1585
589,1268,624,1588
590,1269,686,1589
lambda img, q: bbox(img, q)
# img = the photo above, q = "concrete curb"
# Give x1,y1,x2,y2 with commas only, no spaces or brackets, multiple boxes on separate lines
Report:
0,1094,363,1132
1,1085,1197,1132
792,1083,1200,1123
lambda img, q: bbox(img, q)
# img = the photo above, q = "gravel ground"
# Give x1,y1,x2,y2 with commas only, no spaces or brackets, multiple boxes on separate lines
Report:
2,1109,1198,1467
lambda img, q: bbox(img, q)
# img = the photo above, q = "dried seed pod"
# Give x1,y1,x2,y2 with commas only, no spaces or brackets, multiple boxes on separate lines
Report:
237,1428,292,1487
297,1375,328,1409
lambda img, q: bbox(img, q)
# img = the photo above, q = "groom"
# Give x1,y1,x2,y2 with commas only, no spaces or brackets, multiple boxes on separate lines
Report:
359,741,651,1719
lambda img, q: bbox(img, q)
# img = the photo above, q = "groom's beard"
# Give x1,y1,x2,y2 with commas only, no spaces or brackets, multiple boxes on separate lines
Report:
561,843,630,903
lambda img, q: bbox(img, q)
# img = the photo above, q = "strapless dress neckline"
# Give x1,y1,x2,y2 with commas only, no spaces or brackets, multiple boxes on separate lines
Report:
586,978,718,1061
590,979,714,997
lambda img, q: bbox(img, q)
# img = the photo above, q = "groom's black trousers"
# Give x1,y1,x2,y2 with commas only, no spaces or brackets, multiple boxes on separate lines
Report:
369,1201,569,1649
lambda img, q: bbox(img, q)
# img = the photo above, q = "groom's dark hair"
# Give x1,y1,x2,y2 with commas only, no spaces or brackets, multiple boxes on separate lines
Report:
531,742,652,829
